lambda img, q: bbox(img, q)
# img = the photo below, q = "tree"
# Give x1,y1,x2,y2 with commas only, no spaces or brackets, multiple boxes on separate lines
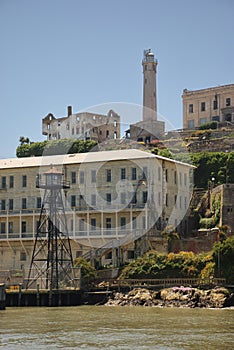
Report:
212,236,234,282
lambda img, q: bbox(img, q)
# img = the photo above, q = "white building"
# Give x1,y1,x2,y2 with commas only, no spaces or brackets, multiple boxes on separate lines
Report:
0,149,194,271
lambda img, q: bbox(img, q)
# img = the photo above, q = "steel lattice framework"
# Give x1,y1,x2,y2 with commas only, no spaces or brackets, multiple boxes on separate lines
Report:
26,166,74,290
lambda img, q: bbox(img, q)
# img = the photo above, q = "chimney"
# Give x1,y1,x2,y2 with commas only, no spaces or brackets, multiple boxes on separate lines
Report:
67,105,72,117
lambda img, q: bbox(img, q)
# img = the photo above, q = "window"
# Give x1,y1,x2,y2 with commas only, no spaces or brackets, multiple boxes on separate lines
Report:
184,197,187,209
71,172,76,184
76,127,79,134
142,167,147,179
127,250,134,259
114,120,117,127
79,219,85,231
121,168,126,180
79,170,84,184
121,192,126,204
114,131,117,139
106,130,109,138
70,219,74,231
131,193,137,204
22,198,27,209
9,176,14,188
142,191,148,203
91,194,96,207
1,223,6,234
180,196,182,209
91,170,96,183
174,195,177,208
22,175,27,187
213,99,218,110
8,222,13,233
106,169,111,182
200,118,207,125
1,200,6,210
158,167,161,181
166,193,169,207
22,221,26,233
184,173,187,186
106,193,111,203
132,168,137,180
201,102,206,111
91,218,96,230
72,127,74,135
20,252,27,261
9,199,13,210
132,217,137,229
158,192,161,206
120,217,126,229
71,195,76,207
165,169,168,182
188,120,195,129
1,176,6,189
189,104,193,113
212,115,220,122
226,98,231,106
106,218,111,229
174,171,177,184
37,197,41,209
179,172,182,186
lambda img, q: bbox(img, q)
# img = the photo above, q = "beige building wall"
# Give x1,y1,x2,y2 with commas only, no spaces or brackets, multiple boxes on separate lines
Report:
182,84,234,129
0,150,193,272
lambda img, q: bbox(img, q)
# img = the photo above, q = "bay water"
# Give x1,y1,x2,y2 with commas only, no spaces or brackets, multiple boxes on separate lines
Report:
0,306,234,349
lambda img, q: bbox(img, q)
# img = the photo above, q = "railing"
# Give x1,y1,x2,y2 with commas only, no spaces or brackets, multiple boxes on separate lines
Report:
93,277,227,288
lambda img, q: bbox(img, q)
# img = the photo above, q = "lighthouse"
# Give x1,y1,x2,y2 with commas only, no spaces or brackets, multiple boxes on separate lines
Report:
142,49,157,121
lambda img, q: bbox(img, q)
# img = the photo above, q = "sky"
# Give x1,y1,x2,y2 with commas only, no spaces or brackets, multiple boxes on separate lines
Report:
0,0,234,158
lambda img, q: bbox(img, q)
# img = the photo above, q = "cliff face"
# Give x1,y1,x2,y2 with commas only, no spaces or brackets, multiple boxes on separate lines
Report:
105,287,234,308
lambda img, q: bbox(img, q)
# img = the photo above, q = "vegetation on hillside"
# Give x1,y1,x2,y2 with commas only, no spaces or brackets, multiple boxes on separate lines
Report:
16,137,98,157
212,235,234,282
118,236,234,283
154,150,234,188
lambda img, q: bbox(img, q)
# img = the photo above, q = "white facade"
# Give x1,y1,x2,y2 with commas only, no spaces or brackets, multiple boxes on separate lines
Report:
0,149,194,271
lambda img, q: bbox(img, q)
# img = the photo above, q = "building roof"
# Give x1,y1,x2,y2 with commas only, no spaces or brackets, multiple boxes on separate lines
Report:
0,149,195,170
182,83,234,96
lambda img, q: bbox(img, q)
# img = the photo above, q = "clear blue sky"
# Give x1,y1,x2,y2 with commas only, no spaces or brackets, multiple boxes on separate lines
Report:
1,0,234,158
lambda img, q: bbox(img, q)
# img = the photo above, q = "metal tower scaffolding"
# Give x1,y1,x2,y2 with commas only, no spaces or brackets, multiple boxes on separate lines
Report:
26,166,75,290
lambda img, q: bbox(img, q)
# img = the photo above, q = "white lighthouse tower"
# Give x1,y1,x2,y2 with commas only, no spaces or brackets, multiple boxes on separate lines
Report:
142,49,157,121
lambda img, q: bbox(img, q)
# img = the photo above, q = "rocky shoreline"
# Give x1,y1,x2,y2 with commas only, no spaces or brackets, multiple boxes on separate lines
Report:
105,286,234,308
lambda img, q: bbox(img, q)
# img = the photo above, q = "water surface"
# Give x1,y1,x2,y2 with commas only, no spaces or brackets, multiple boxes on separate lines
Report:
0,306,234,349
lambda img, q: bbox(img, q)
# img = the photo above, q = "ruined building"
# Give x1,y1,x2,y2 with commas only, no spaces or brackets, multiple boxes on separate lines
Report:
42,106,120,143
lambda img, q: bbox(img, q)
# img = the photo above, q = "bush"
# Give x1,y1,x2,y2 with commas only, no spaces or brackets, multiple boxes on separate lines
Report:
119,250,213,280
74,257,97,280
198,121,218,130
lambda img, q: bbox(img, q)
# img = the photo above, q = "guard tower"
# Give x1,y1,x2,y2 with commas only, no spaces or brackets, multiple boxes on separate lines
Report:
26,166,74,291
142,49,158,121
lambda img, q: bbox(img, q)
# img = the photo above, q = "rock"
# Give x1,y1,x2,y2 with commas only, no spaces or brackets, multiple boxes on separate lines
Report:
104,286,234,308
